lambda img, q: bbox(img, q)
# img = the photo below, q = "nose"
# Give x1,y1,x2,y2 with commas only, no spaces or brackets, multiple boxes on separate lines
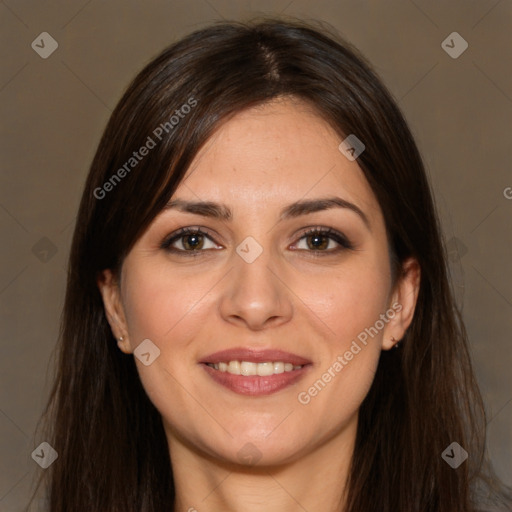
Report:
218,244,294,331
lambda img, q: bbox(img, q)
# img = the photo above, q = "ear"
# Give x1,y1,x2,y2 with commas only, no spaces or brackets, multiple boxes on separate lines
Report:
382,257,421,350
97,269,132,354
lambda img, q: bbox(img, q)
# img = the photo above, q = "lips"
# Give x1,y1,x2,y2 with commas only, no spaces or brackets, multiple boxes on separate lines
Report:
199,347,312,396
200,348,312,366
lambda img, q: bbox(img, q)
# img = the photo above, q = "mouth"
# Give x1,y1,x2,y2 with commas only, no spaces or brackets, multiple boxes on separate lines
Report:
199,348,312,396
205,361,305,376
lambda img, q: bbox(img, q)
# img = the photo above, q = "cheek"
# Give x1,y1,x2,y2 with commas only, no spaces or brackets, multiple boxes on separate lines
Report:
121,260,208,343
119,261,211,423
299,255,391,344
119,259,219,408
293,253,391,420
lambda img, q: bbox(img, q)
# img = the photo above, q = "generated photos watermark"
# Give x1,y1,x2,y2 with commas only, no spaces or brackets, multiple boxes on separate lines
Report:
297,302,402,405
93,96,197,200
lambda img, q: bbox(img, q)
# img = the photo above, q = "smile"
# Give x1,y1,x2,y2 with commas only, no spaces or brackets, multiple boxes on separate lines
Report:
200,347,312,395
206,361,304,376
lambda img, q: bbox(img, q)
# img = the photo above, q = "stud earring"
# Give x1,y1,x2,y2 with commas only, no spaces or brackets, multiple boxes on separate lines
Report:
391,336,401,349
118,336,124,342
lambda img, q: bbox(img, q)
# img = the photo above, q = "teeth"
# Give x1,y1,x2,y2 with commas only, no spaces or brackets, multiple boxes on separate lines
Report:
241,361,257,376
207,361,304,376
228,361,241,375
273,362,284,374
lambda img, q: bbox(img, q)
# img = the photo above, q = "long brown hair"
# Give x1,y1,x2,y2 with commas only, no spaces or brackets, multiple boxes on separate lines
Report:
28,17,511,512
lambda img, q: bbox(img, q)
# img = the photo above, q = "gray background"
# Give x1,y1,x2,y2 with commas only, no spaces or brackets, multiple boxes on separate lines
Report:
1,0,511,510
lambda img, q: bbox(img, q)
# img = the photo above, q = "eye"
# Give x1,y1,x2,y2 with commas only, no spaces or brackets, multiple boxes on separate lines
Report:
292,227,354,254
160,225,354,257
160,227,221,255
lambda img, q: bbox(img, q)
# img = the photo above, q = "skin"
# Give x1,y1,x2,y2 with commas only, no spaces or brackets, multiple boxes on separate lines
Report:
98,97,420,512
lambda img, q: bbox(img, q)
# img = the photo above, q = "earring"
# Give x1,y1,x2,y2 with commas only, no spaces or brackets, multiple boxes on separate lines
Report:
391,336,400,349
118,336,124,342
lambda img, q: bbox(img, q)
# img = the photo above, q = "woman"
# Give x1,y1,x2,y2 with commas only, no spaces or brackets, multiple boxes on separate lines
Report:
29,17,511,512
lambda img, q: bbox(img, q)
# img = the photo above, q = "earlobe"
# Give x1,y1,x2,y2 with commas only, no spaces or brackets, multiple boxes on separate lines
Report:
382,257,421,350
116,335,132,354
97,269,133,354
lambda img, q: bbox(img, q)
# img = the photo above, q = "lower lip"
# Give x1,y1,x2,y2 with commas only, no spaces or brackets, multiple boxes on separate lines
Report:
201,363,311,396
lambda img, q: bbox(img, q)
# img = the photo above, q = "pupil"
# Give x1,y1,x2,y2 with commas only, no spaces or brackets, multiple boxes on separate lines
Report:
185,234,203,250
308,234,327,250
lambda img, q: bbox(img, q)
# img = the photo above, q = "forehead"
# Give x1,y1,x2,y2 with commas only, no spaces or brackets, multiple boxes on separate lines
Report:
177,97,381,222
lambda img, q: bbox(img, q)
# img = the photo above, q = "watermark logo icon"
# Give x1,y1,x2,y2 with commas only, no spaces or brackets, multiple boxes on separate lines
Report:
237,442,262,465
442,32,468,59
442,442,468,469
339,134,365,161
446,236,468,263
31,32,58,59
32,237,58,262
134,339,161,366
236,236,263,263
31,442,58,469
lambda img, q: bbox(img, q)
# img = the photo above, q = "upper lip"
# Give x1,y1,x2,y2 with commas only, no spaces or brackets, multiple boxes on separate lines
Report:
200,347,312,366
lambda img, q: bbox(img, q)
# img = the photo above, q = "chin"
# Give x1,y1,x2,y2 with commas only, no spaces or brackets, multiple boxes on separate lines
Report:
204,430,312,468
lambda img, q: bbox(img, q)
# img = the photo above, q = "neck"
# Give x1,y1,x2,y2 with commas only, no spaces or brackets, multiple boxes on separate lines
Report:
168,415,356,512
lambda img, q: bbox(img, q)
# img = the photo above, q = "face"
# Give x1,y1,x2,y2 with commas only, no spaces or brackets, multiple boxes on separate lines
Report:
99,97,419,467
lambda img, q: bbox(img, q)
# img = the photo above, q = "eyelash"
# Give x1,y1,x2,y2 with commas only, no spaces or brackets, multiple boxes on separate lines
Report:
160,226,354,257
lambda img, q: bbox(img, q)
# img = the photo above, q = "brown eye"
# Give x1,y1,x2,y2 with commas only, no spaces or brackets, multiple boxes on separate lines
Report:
161,227,220,255
181,233,205,250
293,227,354,253
305,233,330,251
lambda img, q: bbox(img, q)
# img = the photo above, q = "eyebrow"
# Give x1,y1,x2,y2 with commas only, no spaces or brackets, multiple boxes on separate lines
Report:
163,196,371,230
